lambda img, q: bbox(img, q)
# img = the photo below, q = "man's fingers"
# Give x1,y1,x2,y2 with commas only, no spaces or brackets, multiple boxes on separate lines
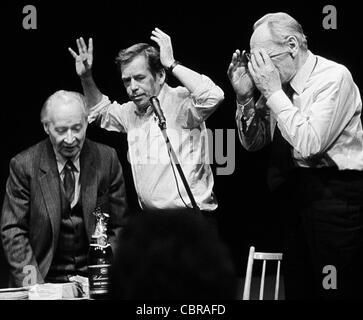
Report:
153,28,171,43
151,30,161,39
231,52,238,65
247,62,256,80
237,50,247,67
151,30,171,49
151,30,167,44
79,37,87,53
76,38,82,53
251,50,264,68
151,31,165,44
88,38,93,55
227,63,234,77
155,27,168,37
231,50,243,67
260,48,273,66
250,53,260,72
150,36,161,46
248,57,258,76
152,29,162,35
257,49,266,64
68,47,78,59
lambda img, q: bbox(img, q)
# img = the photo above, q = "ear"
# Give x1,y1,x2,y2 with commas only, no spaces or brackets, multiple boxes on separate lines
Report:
286,36,299,58
157,68,166,85
43,123,49,135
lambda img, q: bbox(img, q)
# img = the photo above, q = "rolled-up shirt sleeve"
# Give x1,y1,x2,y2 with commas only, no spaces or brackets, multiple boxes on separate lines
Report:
235,96,271,151
267,66,357,159
180,75,224,128
88,95,128,133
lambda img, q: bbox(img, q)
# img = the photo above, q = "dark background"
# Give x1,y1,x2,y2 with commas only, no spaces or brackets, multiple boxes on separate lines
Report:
1,1,362,286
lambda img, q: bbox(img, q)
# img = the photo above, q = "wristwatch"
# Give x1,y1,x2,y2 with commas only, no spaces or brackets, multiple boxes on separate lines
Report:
166,60,180,74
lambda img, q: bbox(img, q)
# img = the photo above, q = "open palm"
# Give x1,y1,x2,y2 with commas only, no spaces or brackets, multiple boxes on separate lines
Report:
227,50,255,101
68,37,93,77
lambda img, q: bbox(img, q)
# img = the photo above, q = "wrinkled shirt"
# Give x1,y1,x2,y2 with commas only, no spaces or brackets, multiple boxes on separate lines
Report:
89,75,224,211
236,50,363,170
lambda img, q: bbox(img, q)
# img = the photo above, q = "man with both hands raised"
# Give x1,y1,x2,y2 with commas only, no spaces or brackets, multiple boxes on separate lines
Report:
69,28,224,226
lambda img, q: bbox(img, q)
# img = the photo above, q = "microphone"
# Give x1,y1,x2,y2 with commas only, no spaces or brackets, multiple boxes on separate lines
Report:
149,96,166,128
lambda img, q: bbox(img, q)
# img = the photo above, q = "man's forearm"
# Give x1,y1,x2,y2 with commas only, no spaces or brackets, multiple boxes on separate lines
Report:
2,227,44,287
80,75,103,108
236,96,271,151
170,64,205,94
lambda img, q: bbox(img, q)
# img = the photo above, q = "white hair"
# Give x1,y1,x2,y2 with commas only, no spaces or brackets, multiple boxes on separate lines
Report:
254,12,308,51
40,90,88,124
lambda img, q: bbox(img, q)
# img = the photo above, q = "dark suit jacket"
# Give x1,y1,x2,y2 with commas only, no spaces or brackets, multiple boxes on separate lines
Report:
1,138,128,287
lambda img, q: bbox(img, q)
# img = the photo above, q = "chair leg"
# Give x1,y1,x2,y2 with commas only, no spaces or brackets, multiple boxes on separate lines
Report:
274,260,281,300
259,260,266,300
243,246,255,300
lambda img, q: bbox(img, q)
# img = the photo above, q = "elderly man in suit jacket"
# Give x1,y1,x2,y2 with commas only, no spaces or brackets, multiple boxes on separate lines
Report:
1,90,128,287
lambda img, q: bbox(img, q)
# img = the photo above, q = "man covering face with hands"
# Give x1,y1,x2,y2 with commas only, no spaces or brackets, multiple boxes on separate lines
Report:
228,12,363,300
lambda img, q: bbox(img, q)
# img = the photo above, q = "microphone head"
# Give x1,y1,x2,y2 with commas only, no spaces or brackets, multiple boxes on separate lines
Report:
149,95,166,128
149,96,158,103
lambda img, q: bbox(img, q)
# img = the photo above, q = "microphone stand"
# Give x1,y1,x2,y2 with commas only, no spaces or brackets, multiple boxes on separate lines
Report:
155,113,201,215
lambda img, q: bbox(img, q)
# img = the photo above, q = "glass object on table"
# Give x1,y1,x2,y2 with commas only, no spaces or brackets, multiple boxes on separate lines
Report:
88,207,113,300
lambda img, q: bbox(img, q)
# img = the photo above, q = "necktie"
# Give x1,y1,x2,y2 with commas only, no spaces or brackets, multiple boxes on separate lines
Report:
63,160,76,204
267,84,295,190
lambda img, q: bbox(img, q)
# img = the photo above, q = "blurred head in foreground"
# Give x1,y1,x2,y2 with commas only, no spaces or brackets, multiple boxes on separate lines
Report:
110,212,237,299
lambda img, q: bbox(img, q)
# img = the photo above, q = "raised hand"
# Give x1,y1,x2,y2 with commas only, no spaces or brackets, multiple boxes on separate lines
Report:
68,37,93,78
248,49,282,100
150,28,175,69
227,49,255,103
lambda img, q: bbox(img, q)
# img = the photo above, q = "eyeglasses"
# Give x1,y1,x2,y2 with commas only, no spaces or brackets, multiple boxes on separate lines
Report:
241,50,290,64
269,51,291,59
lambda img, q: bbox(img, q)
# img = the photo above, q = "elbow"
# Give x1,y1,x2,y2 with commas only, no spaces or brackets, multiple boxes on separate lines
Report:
206,85,224,106
215,87,225,105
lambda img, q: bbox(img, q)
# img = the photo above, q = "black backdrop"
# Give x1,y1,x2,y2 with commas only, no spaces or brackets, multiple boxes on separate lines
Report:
1,1,362,286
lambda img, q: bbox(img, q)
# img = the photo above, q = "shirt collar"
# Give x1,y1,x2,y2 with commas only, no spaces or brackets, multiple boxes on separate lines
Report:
53,148,80,174
290,50,317,95
134,83,169,117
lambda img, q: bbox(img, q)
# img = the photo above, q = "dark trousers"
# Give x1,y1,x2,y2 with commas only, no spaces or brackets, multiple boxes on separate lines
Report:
143,207,219,235
275,168,363,300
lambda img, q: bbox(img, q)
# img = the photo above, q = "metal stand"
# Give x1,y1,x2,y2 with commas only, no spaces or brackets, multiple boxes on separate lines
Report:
157,120,200,215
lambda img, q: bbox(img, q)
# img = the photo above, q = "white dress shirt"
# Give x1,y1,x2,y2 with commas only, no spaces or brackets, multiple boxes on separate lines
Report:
88,75,224,211
236,50,363,170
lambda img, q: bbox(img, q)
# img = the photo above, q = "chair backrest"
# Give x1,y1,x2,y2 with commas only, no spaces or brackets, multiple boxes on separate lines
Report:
243,246,283,300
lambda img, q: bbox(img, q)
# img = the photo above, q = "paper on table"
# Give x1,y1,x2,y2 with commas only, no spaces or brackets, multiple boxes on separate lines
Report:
0,287,30,292
28,282,83,300
69,275,89,298
0,287,29,300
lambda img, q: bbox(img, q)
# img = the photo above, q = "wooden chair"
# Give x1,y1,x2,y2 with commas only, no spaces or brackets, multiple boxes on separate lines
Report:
243,246,283,300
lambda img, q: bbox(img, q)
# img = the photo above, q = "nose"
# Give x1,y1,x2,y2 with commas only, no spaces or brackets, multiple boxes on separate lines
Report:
64,129,75,144
130,78,138,92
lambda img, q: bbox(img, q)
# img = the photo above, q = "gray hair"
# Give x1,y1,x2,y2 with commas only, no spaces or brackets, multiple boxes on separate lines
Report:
115,43,164,78
253,12,308,51
40,90,88,125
